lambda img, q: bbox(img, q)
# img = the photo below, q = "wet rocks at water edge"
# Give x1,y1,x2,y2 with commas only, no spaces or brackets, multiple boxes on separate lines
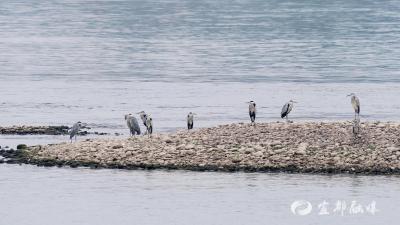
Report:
0,125,70,135
3,122,400,174
0,125,110,136
16,144,27,150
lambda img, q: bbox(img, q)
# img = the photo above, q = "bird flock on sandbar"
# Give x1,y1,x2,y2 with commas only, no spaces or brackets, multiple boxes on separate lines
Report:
69,93,361,142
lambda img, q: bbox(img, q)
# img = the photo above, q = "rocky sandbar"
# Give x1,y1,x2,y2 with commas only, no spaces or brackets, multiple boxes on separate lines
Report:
2,122,400,174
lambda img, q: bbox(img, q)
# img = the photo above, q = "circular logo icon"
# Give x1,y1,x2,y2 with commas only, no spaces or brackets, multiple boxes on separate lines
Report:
291,200,313,216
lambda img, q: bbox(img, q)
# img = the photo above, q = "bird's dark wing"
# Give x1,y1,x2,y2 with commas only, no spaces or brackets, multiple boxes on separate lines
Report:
281,103,289,118
355,97,360,114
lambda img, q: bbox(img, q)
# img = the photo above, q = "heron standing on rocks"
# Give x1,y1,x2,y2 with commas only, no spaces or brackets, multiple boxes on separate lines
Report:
145,115,153,136
125,114,141,136
281,100,297,122
347,93,360,120
137,111,149,132
247,101,256,125
187,112,196,130
69,121,82,143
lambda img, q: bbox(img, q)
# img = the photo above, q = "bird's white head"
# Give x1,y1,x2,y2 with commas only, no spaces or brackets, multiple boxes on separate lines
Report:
137,111,145,115
289,100,298,103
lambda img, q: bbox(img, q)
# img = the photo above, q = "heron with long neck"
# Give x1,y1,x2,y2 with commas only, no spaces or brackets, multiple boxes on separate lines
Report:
69,121,82,143
137,111,148,127
281,100,297,122
347,93,360,120
247,101,256,125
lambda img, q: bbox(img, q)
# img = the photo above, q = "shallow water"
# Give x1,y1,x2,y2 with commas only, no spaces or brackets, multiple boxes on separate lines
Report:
1,0,400,223
0,164,399,225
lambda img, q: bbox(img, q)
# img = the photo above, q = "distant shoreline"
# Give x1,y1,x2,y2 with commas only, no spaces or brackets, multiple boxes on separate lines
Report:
1,122,400,174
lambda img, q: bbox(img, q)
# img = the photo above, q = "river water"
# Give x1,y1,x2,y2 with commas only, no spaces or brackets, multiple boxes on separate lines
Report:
0,164,399,225
0,0,400,224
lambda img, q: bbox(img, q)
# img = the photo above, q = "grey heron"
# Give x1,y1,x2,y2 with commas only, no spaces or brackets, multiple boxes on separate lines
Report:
125,114,141,136
137,111,148,127
187,112,196,130
247,101,256,124
347,93,360,120
281,100,297,122
69,121,82,143
145,115,153,136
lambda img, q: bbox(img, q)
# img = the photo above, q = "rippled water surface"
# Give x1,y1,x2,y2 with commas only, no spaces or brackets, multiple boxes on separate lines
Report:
1,0,399,83
0,0,399,135
0,0,400,224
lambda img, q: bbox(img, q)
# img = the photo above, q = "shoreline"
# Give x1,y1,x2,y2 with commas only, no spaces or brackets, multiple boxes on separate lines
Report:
0,125,110,136
1,121,400,174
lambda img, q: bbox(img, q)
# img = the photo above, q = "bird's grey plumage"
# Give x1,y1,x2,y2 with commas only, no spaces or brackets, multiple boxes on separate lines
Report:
351,95,360,114
137,111,148,127
248,101,256,124
281,100,295,121
145,115,153,135
187,112,195,130
347,93,360,120
69,121,82,142
125,114,141,136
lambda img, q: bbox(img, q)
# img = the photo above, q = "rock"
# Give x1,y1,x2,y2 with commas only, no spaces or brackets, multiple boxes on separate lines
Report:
16,144,28,150
387,146,400,152
296,143,308,154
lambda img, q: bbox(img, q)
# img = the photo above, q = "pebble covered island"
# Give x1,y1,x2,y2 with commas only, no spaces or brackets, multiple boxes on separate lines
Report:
1,121,400,174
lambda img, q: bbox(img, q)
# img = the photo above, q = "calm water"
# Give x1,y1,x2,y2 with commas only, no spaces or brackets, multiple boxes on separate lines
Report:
0,0,400,224
0,164,399,225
